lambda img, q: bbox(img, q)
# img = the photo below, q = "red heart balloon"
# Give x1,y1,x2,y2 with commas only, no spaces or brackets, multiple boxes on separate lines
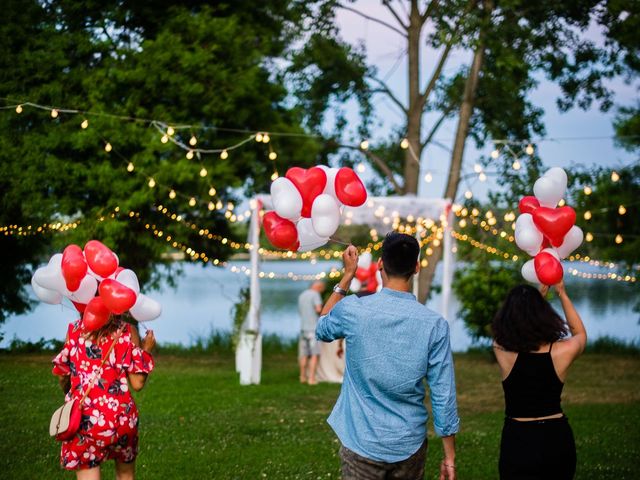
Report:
532,206,576,247
534,252,563,285
366,263,379,292
287,240,300,252
285,167,327,217
263,211,299,250
335,167,367,207
83,296,111,332
355,267,369,282
518,196,540,215
84,240,118,278
98,278,137,314
62,244,88,292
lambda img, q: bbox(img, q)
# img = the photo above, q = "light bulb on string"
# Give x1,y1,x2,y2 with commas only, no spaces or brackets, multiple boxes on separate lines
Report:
169,190,176,199
512,160,521,170
127,162,134,172
189,197,196,207
479,172,487,182
220,150,229,160
424,172,433,183
583,186,592,195
15,105,23,114
262,133,270,143
618,205,626,215
161,134,169,144
356,163,366,173
584,210,592,220
51,109,59,118
400,138,409,149
208,187,216,196
167,126,175,136
490,149,499,159
148,178,156,188
104,142,112,153
199,167,208,177
186,150,194,160
81,119,89,129
269,151,277,160
208,202,215,211
585,232,593,242
473,164,482,173
615,234,623,244
360,140,369,150
189,135,197,146
270,172,279,181
216,200,223,210
525,144,534,155
255,133,263,142
464,190,473,199
611,171,620,182
558,199,566,207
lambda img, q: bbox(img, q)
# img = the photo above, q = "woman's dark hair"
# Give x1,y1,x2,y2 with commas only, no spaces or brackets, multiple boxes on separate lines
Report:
381,232,420,279
492,284,568,352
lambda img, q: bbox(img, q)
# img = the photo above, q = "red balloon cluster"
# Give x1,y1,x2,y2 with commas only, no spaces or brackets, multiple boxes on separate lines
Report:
515,168,583,285
264,165,368,252
355,264,379,293
31,240,162,331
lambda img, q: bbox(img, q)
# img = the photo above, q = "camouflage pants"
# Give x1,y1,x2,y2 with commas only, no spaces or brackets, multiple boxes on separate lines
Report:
339,440,427,480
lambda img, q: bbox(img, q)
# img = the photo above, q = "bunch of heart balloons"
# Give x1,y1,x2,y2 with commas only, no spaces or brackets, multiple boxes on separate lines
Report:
349,252,381,293
265,165,368,251
31,240,162,331
515,167,584,285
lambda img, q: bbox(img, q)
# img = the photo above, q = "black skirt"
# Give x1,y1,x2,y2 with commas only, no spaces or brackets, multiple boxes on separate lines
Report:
499,416,576,480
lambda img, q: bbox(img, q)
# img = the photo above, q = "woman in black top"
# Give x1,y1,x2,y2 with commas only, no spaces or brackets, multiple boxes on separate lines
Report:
492,281,587,480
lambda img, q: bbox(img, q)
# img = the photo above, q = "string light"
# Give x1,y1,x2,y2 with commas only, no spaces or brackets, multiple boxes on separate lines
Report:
186,150,194,160
479,172,487,182
208,201,215,211
558,199,566,207
583,186,592,195
512,160,521,170
161,134,169,144
424,172,433,183
360,140,369,150
169,190,176,199
208,187,217,196
525,144,534,155
269,151,277,160
166,126,175,136
356,163,366,173
104,142,112,153
400,138,409,149
255,133,263,142
618,205,626,215
126,162,134,172
615,234,623,244
148,178,156,188
262,133,270,143
611,171,620,182
50,109,59,118
189,135,197,146
490,149,499,159
464,190,473,199
189,197,196,207
81,119,89,129
474,164,482,173
270,172,279,181
585,232,593,242
584,211,592,220
15,105,23,114
199,167,207,177
220,150,229,160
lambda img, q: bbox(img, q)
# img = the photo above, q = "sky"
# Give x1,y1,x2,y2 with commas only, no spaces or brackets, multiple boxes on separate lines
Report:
331,1,638,201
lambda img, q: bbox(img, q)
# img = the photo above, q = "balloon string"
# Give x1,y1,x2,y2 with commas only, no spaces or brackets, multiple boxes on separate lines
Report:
329,237,351,246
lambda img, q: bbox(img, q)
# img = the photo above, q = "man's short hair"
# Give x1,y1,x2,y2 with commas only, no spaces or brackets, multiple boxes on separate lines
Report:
381,232,420,280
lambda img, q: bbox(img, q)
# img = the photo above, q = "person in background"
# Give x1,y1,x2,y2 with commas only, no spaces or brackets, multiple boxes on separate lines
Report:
492,281,586,479
317,233,459,480
52,315,155,480
298,280,325,385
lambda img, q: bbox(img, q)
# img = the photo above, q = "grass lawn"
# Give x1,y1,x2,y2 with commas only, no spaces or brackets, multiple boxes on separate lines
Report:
0,350,638,479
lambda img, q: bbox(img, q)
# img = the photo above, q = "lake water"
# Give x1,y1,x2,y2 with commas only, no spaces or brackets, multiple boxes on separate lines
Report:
2,261,638,352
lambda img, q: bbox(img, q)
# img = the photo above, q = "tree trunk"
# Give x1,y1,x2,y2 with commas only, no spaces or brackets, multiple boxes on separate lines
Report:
403,0,423,195
417,37,486,303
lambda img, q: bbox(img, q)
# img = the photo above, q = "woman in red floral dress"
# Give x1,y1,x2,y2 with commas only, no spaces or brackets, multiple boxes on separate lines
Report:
52,316,155,479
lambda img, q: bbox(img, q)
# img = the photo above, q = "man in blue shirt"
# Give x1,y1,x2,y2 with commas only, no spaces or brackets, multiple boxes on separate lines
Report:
316,233,459,479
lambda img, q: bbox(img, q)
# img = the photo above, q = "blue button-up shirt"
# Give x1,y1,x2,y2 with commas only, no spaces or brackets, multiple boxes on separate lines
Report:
316,288,460,463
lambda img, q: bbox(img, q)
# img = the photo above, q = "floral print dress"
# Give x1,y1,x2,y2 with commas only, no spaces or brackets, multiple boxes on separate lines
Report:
52,320,154,470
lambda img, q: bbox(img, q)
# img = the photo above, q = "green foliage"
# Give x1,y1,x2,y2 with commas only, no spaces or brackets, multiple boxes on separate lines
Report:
231,286,251,350
453,261,520,341
585,336,640,355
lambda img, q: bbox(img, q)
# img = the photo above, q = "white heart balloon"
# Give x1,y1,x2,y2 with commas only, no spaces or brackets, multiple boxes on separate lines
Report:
69,275,98,304
31,274,62,304
521,260,540,284
270,177,302,221
349,278,362,292
514,214,543,256
311,194,341,238
358,251,372,269
533,176,564,208
555,226,583,259
317,165,341,203
296,218,329,252
116,269,141,294
130,294,162,322
33,253,70,295
544,167,568,193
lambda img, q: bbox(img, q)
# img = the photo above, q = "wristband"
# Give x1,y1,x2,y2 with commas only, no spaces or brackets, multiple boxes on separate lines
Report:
333,284,348,296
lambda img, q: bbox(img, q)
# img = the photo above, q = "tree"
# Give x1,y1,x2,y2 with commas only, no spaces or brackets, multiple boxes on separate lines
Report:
288,0,628,302
0,0,326,322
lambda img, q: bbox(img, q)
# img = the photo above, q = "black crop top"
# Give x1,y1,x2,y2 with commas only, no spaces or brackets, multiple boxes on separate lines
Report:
502,343,564,418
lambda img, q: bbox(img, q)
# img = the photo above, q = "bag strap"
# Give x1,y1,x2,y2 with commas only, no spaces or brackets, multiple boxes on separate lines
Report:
78,326,125,405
